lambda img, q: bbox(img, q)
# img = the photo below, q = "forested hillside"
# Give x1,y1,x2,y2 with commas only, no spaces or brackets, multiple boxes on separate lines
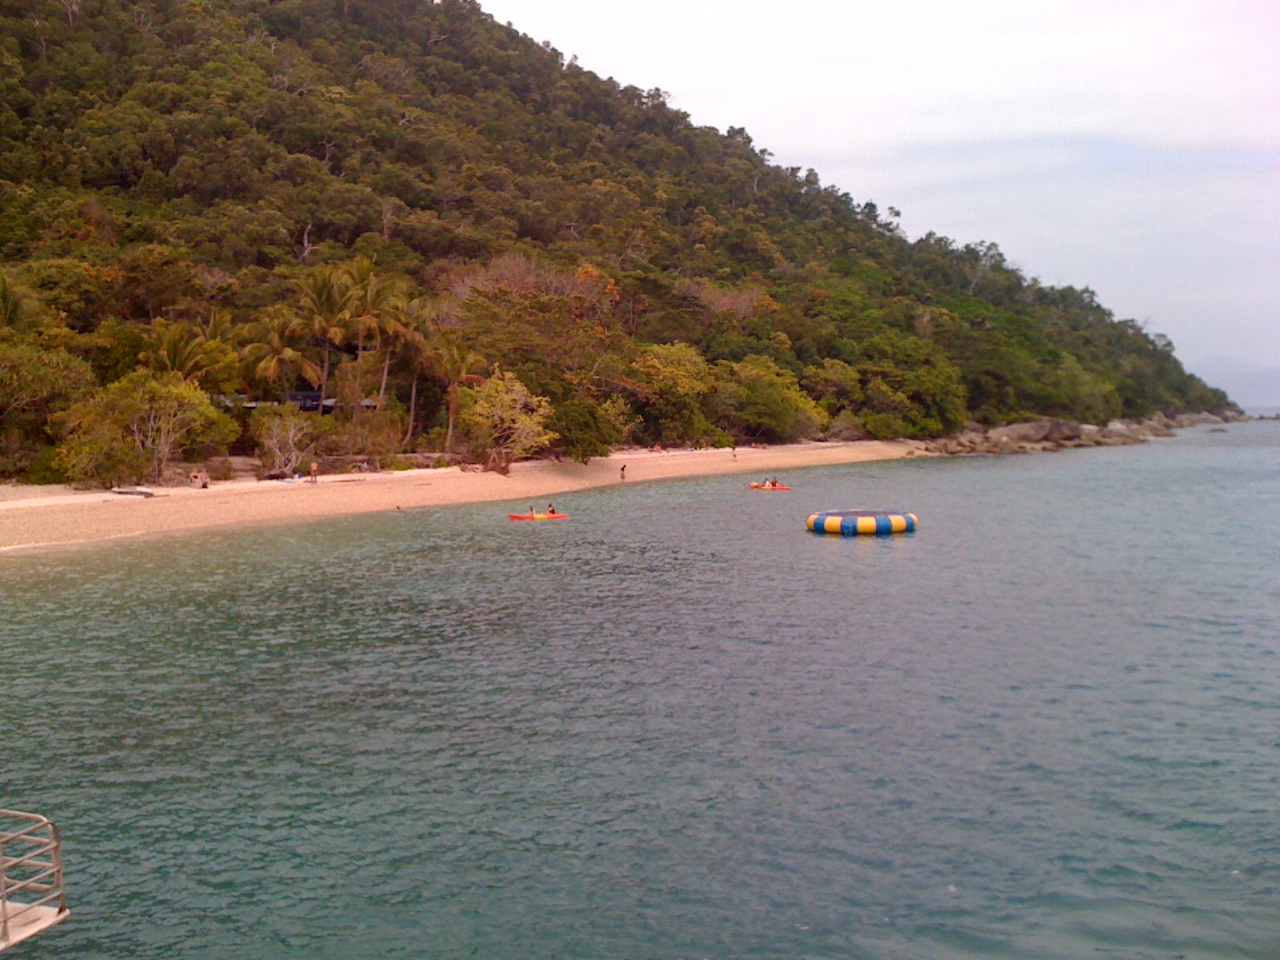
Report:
0,0,1235,483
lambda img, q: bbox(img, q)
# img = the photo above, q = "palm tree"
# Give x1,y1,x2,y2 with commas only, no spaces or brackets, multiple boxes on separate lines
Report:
294,265,354,408
344,256,398,359
147,319,206,379
242,306,321,402
431,328,487,453
335,258,418,411
396,300,444,446
373,294,418,402
143,315,241,393
197,307,237,344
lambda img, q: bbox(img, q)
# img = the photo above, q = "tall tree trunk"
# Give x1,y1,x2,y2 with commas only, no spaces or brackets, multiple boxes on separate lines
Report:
445,382,458,452
379,348,392,401
403,377,418,446
319,341,331,409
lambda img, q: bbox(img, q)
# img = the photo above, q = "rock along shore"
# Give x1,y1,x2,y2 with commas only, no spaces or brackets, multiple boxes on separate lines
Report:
916,410,1246,457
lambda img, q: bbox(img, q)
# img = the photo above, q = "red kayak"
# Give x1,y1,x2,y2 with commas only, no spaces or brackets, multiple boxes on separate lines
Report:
508,512,569,521
749,483,790,491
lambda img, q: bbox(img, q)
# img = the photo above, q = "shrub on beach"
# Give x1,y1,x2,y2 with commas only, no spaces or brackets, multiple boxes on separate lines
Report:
18,447,68,485
713,355,828,443
249,404,332,477
56,371,239,486
319,408,404,466
548,397,619,464
456,369,557,472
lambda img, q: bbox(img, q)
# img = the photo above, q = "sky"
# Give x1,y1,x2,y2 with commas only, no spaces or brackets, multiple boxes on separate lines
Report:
480,0,1280,389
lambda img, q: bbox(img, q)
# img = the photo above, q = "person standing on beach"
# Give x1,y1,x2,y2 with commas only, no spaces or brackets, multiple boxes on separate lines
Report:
309,461,319,484
619,464,626,481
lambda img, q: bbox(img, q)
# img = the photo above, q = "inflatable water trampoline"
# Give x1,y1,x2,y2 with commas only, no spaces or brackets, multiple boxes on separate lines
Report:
806,510,917,536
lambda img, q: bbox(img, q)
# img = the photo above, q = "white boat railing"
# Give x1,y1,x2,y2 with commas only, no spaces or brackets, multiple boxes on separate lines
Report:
0,810,69,952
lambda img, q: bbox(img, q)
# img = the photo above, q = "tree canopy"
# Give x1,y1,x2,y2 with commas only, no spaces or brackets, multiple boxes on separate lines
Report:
0,0,1235,482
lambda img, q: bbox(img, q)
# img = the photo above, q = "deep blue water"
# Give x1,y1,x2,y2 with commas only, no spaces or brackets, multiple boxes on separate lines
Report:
2,423,1278,959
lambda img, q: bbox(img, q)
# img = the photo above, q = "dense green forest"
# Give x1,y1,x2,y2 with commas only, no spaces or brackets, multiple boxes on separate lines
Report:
0,0,1235,483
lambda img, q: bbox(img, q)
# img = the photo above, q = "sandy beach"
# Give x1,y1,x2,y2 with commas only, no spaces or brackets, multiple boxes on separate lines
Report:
0,441,925,553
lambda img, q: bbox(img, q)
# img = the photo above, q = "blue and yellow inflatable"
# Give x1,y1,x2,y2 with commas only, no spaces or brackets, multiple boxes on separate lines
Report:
806,510,918,536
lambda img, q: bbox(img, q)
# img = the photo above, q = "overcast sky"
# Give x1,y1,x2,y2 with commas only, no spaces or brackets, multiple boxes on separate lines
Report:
480,0,1279,381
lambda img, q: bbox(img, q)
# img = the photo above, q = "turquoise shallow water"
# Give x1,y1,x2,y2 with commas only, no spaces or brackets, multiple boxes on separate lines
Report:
3,423,1278,959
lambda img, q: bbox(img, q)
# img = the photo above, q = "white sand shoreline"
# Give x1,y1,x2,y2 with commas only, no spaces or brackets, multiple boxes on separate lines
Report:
0,440,927,554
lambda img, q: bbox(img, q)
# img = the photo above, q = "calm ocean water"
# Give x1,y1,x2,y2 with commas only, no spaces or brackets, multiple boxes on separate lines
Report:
2,423,1277,960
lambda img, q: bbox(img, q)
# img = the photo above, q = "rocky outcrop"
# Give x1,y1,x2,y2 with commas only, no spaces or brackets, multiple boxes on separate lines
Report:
986,421,1052,444
920,411,1245,457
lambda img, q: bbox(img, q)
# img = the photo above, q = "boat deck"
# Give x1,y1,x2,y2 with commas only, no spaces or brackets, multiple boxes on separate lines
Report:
0,810,69,953
0,903,69,952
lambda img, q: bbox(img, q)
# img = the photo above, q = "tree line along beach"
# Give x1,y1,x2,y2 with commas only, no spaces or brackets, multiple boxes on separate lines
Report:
0,410,1246,554
0,1,1239,508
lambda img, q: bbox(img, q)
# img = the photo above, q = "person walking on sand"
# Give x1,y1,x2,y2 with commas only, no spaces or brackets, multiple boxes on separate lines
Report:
619,464,626,481
309,461,319,484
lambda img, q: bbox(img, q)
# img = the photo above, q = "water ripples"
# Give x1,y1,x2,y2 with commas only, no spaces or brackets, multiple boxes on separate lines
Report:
2,423,1278,958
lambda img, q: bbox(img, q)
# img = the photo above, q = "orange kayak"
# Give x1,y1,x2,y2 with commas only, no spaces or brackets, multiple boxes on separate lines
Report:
508,512,569,521
749,483,790,491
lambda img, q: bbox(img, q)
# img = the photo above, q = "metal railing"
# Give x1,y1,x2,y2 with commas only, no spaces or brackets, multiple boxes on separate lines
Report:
0,810,68,951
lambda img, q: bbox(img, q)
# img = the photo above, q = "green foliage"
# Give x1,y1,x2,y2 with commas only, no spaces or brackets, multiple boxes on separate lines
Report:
13,259,119,332
842,331,969,438
714,355,827,442
0,332,95,472
19,446,69,485
802,358,865,414
241,306,322,401
631,342,718,445
457,368,556,471
0,334,95,424
56,370,239,485
249,403,332,475
320,407,404,463
548,396,620,463
0,0,1238,479
141,316,242,393
0,269,36,330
